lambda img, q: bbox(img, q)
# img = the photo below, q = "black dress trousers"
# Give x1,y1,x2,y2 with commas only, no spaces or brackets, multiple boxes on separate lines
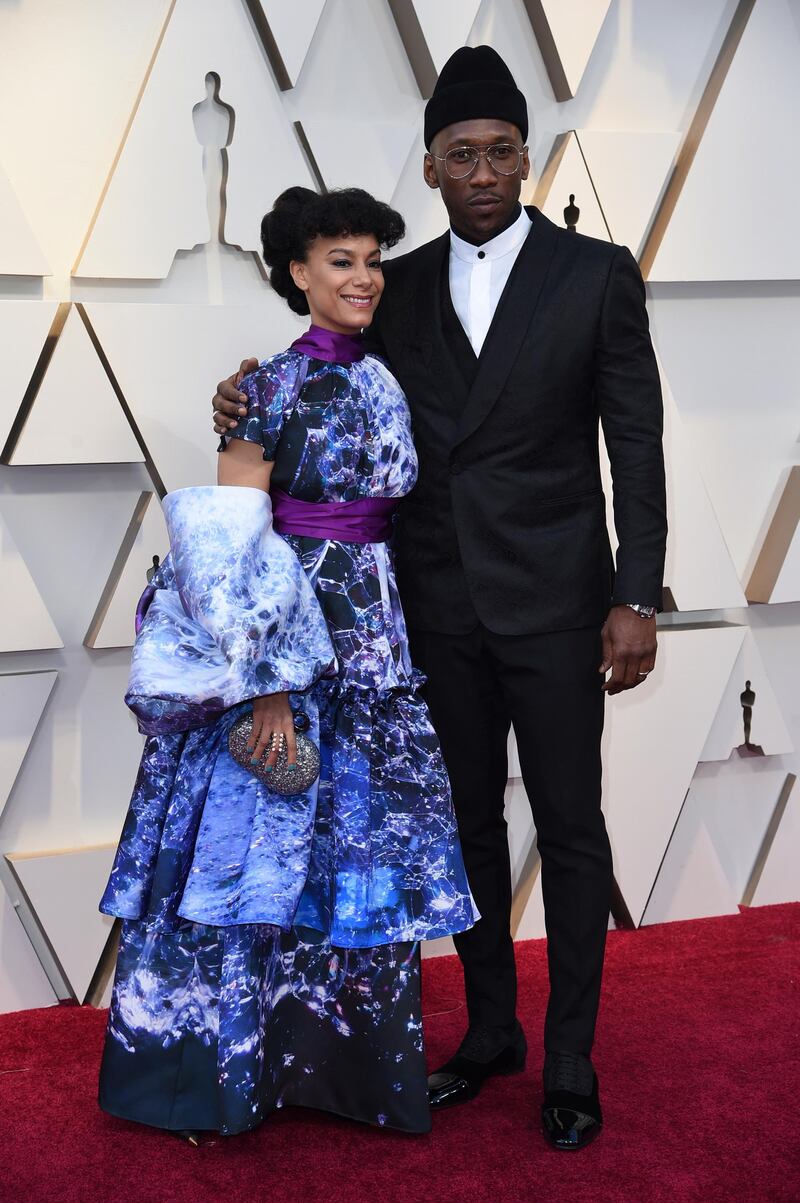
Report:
410,623,612,1056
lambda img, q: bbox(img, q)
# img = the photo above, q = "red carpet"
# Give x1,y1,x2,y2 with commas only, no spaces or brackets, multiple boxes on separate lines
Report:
2,904,799,1203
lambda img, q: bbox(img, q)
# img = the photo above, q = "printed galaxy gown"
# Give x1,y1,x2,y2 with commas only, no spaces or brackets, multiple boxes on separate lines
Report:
98,341,476,1136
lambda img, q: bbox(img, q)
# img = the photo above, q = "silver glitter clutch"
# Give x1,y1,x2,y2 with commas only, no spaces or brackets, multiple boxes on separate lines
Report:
228,712,320,795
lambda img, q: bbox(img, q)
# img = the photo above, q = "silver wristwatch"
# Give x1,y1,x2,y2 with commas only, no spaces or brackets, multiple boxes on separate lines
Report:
626,603,656,619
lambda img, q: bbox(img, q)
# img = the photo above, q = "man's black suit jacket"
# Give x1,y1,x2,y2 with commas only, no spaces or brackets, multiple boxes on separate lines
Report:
365,206,667,637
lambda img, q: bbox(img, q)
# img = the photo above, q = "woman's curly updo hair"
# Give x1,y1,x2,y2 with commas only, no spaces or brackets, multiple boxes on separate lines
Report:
260,186,406,316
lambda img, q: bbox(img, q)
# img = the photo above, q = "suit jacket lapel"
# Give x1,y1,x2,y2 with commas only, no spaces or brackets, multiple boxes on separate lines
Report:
454,207,559,449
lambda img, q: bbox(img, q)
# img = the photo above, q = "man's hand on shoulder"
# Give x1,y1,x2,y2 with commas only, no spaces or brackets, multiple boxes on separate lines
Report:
212,357,259,436
599,605,657,695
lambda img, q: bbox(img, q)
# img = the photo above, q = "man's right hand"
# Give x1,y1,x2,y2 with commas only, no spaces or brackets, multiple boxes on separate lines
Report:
212,357,259,435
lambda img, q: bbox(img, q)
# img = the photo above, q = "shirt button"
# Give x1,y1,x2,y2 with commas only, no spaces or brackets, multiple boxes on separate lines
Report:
450,459,462,476
477,250,486,259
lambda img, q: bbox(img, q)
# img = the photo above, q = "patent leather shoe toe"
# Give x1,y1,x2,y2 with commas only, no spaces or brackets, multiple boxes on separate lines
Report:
542,1073,602,1151
428,1023,527,1109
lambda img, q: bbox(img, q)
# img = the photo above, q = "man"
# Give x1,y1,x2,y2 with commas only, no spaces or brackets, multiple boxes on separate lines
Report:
213,47,666,1151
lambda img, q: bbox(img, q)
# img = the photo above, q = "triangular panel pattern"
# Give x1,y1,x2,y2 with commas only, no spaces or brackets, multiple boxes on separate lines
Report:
75,0,315,278
601,354,746,611
0,671,57,823
84,299,303,494
0,515,62,652
651,0,800,280
6,845,117,1003
257,0,327,87
641,800,740,926
411,0,483,73
0,888,57,1013
525,0,611,99
603,625,745,926
750,777,800,906
86,492,169,650
0,162,50,276
9,306,143,466
576,130,680,257
303,119,418,205
681,761,792,907
0,300,59,450
749,465,800,604
532,132,610,240
772,520,800,604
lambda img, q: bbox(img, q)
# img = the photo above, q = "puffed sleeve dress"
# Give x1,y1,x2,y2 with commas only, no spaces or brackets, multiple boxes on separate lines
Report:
97,329,476,1137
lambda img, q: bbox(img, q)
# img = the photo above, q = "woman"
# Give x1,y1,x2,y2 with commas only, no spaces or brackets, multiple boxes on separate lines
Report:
98,186,476,1140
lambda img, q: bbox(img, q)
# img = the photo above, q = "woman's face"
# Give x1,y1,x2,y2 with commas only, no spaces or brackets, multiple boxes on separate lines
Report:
290,234,385,334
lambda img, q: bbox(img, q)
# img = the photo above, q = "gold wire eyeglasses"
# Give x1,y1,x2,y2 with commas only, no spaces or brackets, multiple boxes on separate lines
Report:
428,143,526,180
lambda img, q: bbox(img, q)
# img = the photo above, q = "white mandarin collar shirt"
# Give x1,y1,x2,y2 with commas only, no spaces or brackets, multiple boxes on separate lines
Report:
448,206,533,356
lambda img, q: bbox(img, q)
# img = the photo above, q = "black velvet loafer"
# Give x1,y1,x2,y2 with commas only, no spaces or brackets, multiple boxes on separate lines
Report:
542,1072,603,1151
428,1021,527,1109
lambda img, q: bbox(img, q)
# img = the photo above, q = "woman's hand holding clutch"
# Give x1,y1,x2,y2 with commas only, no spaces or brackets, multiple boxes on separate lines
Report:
247,691,297,770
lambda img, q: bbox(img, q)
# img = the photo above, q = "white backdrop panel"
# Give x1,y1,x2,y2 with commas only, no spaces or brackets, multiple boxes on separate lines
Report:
75,0,316,278
87,491,169,650
0,889,56,1013
256,0,327,87
650,0,800,281
576,130,680,257
6,844,116,1001
0,514,63,653
0,163,50,277
9,306,143,466
84,299,304,493
603,624,745,925
750,778,800,906
0,301,59,450
0,672,58,823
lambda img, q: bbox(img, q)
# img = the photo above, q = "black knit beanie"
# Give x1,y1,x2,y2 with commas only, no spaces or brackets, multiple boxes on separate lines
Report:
424,46,528,150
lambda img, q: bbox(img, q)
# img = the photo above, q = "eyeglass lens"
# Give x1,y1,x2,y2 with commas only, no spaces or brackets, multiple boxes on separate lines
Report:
445,144,522,178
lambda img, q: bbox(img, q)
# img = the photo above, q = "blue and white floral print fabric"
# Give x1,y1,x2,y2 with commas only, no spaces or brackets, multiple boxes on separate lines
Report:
102,352,476,948
126,486,335,735
98,345,476,1136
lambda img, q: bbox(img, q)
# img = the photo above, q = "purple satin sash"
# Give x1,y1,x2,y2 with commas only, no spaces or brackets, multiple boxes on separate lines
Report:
290,324,365,365
271,487,398,544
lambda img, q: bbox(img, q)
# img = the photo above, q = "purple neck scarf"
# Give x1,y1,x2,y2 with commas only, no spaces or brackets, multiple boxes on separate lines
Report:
290,324,365,365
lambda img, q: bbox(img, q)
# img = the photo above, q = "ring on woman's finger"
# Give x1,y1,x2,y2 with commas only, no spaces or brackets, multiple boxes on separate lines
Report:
637,670,650,677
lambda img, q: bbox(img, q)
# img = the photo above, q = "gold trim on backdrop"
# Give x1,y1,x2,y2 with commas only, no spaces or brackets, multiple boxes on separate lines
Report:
746,466,800,603
75,304,167,497
84,491,153,649
85,919,121,1008
243,0,293,91
521,0,573,102
530,130,570,209
0,302,70,464
741,772,797,907
638,0,756,279
293,121,327,194
71,0,178,277
387,0,437,99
